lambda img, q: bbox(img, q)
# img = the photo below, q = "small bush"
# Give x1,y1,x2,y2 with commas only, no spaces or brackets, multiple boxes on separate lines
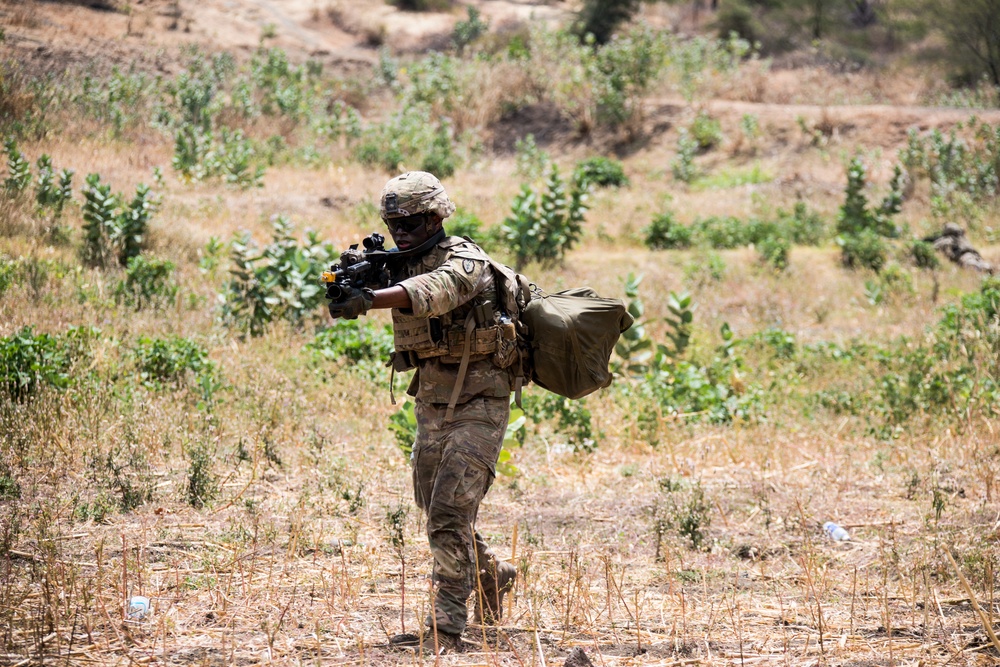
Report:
780,201,827,246
3,138,31,194
757,233,790,270
445,208,485,242
839,228,887,272
132,335,214,389
644,211,692,250
690,111,723,152
185,439,218,509
309,321,394,365
0,326,96,399
219,216,334,336
500,165,588,270
81,174,157,268
836,157,903,271
574,156,629,188
115,255,178,309
910,239,940,270
514,134,550,180
671,129,698,183
453,6,488,53
691,215,748,249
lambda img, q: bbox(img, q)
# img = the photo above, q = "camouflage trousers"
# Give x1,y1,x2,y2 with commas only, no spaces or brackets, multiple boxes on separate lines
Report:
412,396,509,636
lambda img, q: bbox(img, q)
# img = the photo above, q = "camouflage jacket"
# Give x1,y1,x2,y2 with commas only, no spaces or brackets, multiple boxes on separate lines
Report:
392,236,512,405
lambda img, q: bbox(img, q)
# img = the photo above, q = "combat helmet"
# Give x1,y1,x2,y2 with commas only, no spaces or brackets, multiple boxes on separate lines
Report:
379,171,456,221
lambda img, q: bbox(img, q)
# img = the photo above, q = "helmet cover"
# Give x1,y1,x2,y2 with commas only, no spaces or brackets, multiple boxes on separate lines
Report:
379,171,456,221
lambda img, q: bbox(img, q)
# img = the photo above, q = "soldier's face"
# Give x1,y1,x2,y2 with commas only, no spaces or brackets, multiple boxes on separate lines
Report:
385,214,441,251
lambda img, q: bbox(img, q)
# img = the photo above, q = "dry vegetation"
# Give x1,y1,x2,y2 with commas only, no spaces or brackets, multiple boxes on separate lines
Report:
2,0,1000,666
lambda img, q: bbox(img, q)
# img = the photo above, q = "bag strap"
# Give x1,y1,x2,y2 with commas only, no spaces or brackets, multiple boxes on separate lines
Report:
445,311,477,423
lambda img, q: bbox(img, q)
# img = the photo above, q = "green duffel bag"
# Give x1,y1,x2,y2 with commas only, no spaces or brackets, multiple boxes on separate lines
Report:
521,286,634,400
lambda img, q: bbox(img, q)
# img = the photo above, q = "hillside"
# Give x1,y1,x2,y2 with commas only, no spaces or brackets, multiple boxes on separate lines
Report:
2,1,1000,666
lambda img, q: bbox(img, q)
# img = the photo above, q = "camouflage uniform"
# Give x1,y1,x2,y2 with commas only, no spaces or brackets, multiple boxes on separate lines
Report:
392,236,512,637
925,223,995,274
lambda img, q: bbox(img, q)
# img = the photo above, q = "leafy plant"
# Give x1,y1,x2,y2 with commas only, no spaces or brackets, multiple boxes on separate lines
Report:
219,216,334,336
308,320,394,366
613,273,653,376
524,393,597,453
185,439,218,509
757,233,790,270
910,239,941,270
0,327,74,400
81,174,157,268
574,156,629,188
515,134,550,180
690,111,723,151
500,165,589,270
3,138,31,194
664,291,695,359
453,6,489,53
836,157,904,271
131,335,215,389
644,210,692,250
671,129,698,183
654,478,712,550
115,255,178,310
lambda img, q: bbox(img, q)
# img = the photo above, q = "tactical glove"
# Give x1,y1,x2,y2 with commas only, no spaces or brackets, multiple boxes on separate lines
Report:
328,287,375,320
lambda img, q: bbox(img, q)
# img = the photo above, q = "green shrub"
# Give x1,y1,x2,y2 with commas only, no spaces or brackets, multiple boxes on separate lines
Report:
3,138,31,194
613,273,653,376
219,216,334,336
683,250,727,286
671,129,698,183
0,327,91,399
115,255,178,309
515,134,550,180
691,215,747,249
523,393,597,453
836,157,903,271
132,335,214,389
185,439,218,509
574,156,629,188
592,27,668,134
445,208,485,242
690,111,723,151
500,165,588,270
779,201,827,245
354,104,461,176
453,6,489,53
308,320,394,365
838,228,887,272
757,233,790,270
910,239,940,270
81,174,157,268
644,211,692,249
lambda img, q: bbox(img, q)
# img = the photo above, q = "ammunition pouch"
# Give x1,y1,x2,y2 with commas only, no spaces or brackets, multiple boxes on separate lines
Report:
393,312,513,365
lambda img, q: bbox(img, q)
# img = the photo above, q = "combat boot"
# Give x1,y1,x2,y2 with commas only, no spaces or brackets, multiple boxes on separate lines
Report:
474,559,517,625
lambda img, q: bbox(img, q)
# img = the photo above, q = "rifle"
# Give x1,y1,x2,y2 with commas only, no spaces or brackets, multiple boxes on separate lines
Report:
320,228,447,303
321,232,393,303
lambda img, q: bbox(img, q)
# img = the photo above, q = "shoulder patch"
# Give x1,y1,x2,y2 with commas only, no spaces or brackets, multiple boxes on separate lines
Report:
463,258,476,274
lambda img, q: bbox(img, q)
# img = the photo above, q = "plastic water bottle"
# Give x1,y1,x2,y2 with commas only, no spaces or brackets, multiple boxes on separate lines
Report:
127,596,150,620
823,522,850,541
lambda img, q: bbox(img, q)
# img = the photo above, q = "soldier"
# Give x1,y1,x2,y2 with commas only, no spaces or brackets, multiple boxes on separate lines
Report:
328,171,518,654
924,222,995,274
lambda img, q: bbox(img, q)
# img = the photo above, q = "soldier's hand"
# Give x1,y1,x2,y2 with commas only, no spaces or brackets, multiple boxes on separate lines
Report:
328,287,375,320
